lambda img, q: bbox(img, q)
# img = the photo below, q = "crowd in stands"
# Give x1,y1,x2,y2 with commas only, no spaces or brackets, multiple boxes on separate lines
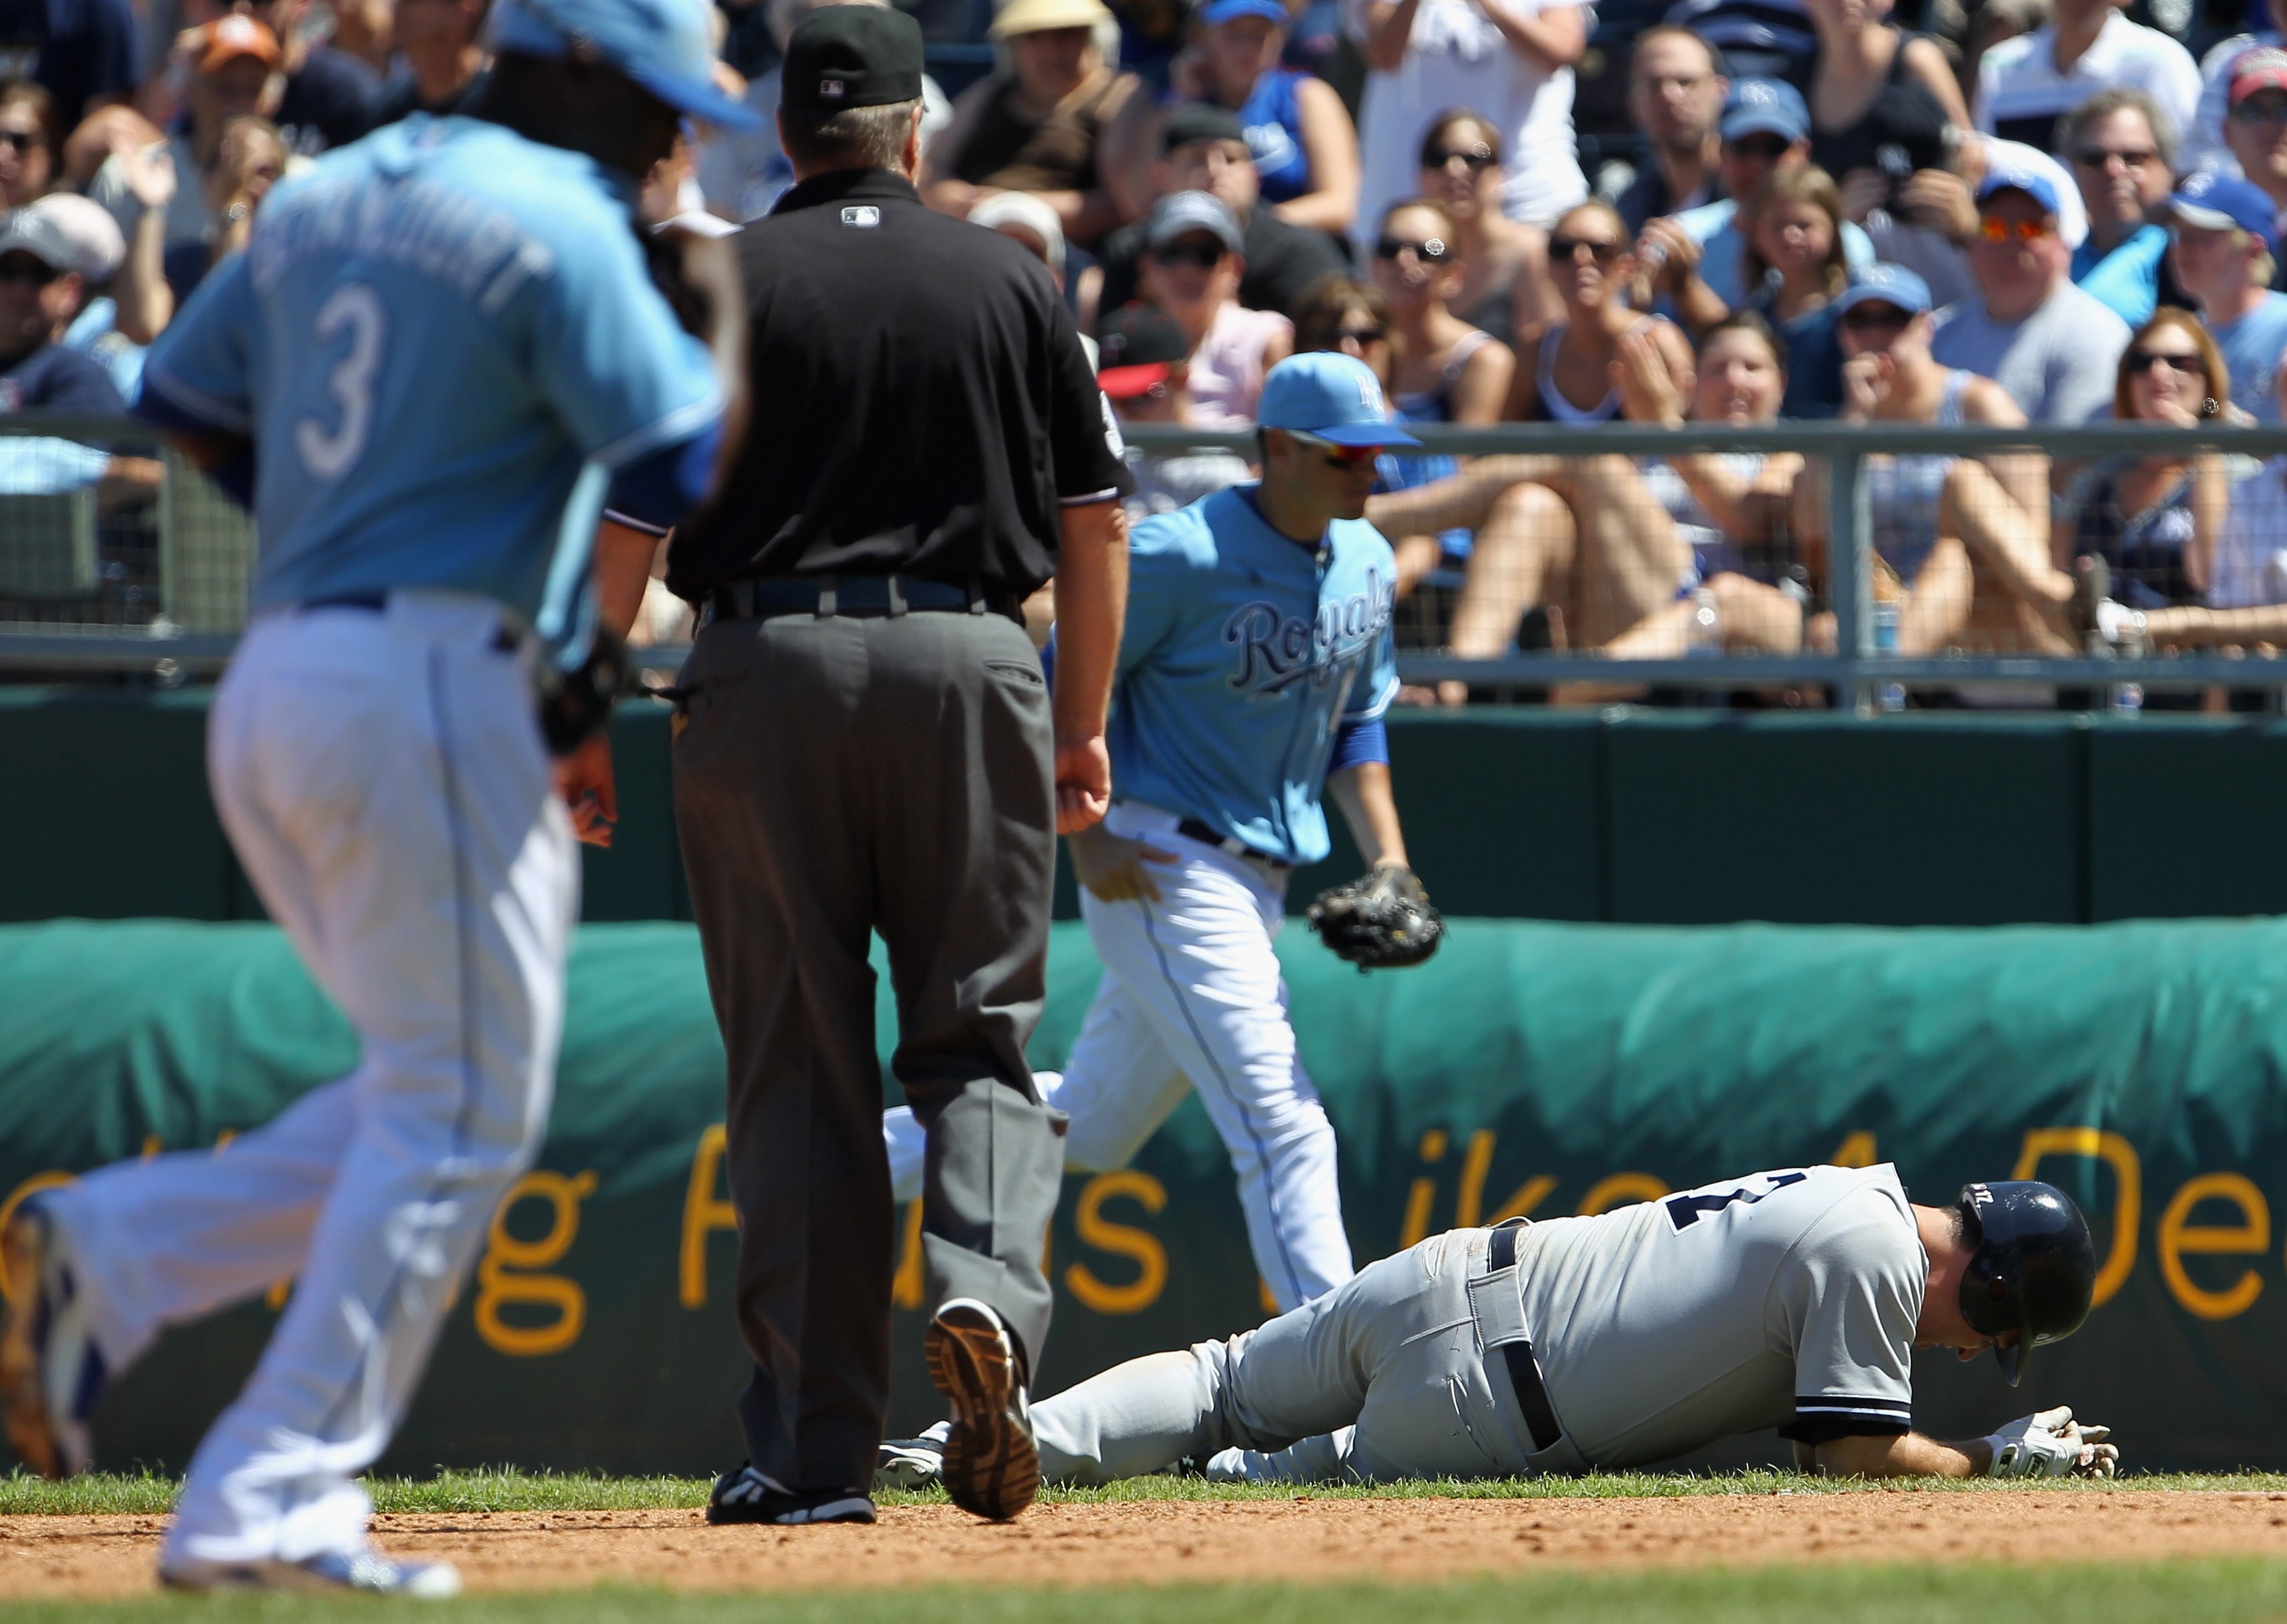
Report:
9,0,2287,698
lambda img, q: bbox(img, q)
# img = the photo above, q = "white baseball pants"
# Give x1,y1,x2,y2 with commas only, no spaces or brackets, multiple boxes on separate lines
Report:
44,593,577,1567
883,804,1353,1311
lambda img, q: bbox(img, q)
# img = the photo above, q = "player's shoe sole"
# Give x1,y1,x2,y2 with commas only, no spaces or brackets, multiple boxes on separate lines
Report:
160,1549,462,1596
925,1298,1038,1521
0,1204,102,1481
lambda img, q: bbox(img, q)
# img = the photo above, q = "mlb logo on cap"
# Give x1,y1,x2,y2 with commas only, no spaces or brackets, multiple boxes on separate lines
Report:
820,77,844,97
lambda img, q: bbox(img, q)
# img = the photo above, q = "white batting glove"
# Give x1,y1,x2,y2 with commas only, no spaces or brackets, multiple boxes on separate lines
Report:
1983,1407,2118,1478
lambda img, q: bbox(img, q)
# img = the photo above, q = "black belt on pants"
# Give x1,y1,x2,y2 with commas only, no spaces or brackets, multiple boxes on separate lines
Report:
703,574,1021,627
1487,1222,1563,1454
1176,818,1294,873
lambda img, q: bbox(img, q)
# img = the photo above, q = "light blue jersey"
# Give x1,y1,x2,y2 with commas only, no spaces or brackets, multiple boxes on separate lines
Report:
2210,292,2287,424
140,115,722,623
1109,485,1398,868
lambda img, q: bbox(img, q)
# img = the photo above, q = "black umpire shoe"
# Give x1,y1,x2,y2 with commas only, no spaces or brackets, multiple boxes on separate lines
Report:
925,1298,1039,1521
705,1464,876,1525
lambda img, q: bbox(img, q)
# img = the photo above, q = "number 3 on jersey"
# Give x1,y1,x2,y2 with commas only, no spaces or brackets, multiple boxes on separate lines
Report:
1666,1169,1808,1232
295,284,385,481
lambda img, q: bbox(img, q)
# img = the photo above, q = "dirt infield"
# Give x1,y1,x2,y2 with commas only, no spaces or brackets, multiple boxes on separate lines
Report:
7,1491,2287,1598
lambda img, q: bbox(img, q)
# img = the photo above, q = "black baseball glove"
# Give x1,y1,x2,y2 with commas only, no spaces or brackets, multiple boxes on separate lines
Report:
1306,865,1445,971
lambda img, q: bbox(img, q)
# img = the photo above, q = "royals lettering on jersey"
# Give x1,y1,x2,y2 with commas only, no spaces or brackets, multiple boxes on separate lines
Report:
1510,1163,1925,1469
140,114,722,622
1109,485,1398,868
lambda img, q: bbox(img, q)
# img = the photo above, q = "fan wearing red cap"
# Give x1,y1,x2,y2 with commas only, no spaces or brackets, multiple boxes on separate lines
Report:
1094,301,1253,517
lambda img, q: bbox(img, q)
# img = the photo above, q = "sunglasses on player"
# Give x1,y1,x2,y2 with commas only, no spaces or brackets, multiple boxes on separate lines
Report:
1286,431,1384,469
1976,215,2056,243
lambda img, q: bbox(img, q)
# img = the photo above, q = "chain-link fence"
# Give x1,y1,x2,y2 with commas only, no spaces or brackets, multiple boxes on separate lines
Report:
10,415,2287,710
0,416,250,678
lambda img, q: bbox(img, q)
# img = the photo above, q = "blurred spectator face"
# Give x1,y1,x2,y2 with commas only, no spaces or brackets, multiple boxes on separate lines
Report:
2227,89,2287,204
0,101,52,209
1718,131,1806,207
194,19,289,133
2167,220,2261,307
1546,202,1632,314
393,0,483,56
1692,326,1784,421
208,117,286,212
2069,107,2168,240
0,249,78,359
1202,14,1285,97
1160,136,1260,214
1752,194,1833,284
1010,27,1096,100
1139,230,1240,324
2120,318,2215,421
1370,203,1460,312
1417,117,1499,224
1629,32,1724,158
1969,187,2066,318
1837,298,1929,361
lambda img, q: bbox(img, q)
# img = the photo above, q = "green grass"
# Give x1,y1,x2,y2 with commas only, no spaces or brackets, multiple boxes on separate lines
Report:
7,1563,2287,1624
7,1466,2287,1516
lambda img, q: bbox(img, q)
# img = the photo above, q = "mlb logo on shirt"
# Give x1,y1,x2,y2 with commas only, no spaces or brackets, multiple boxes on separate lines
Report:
842,206,882,227
820,77,845,98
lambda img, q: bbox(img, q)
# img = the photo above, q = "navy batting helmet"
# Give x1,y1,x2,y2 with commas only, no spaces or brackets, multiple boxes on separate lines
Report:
1957,1181,2097,1387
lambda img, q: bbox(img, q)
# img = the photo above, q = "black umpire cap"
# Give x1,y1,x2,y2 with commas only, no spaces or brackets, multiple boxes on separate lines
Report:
1161,102,1248,154
782,5,923,112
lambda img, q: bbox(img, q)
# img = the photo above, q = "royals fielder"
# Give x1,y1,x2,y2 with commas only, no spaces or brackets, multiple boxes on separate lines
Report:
0,0,746,1592
880,352,1442,1316
892,1167,2120,1487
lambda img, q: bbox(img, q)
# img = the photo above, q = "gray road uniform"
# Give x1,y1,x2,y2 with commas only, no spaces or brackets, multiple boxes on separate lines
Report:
1034,1165,1927,1484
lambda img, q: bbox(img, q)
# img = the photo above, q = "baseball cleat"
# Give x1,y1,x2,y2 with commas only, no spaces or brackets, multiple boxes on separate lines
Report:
0,1203,105,1480
706,1462,876,1525
875,1424,949,1491
160,1547,463,1596
925,1298,1038,1521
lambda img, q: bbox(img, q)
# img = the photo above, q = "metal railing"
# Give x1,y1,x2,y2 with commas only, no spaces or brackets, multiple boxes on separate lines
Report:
9,415,2287,708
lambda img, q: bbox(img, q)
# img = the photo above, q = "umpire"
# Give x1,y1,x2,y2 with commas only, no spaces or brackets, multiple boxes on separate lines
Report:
666,5,1132,1529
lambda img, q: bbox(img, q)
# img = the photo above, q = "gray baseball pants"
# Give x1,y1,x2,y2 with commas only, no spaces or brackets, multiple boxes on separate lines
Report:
673,603,1067,1495
1035,1227,1586,1484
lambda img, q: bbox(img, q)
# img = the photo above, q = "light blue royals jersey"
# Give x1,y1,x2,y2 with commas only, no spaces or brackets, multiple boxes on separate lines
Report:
1109,485,1398,868
141,115,723,622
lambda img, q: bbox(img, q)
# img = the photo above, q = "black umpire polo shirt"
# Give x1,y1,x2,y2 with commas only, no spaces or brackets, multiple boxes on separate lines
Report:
666,168,1132,606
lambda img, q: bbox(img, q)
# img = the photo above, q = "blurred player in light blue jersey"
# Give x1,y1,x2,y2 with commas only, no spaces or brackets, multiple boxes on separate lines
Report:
883,353,1423,1317
0,0,752,1595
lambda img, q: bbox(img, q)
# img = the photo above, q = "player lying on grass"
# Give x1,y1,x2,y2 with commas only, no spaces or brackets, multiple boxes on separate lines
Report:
881,1166,2119,1487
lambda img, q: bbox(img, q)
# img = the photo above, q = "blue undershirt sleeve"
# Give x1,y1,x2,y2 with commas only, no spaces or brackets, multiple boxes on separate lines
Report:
602,421,720,533
1327,714,1388,776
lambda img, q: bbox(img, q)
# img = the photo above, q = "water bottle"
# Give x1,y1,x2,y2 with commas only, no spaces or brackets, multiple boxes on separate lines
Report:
1872,602,1905,711
1686,587,1720,657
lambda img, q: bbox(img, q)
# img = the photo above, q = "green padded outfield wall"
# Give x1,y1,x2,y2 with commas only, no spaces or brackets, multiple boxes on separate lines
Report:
11,689,2287,928
3,916,2284,1476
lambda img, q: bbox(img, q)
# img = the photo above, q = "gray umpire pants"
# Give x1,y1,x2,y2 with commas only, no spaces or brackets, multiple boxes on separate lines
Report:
1033,1227,1587,1484
672,601,1067,1494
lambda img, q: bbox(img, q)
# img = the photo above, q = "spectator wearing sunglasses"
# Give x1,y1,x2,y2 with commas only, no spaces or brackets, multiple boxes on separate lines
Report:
1092,104,1347,323
1794,263,2064,656
0,210,125,413
0,82,57,210
2189,0,2287,173
1507,197,1694,421
1347,0,1590,266
1971,0,2196,160
1929,165,2129,423
1637,78,1872,333
1135,188,1293,426
1414,108,1555,343
2217,51,2287,292
2163,171,2287,422
2059,88,2181,330
2060,312,2229,651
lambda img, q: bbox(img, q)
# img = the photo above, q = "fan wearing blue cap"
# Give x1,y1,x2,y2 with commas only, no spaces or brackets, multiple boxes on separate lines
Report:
2166,169,2287,420
995,349,1430,1350
1140,0,1360,232
67,0,747,1598
1927,164,2131,422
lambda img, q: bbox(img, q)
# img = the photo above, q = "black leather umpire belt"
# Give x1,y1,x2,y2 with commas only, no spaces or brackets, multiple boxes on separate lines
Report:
699,573,1024,629
1477,1220,1565,1455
